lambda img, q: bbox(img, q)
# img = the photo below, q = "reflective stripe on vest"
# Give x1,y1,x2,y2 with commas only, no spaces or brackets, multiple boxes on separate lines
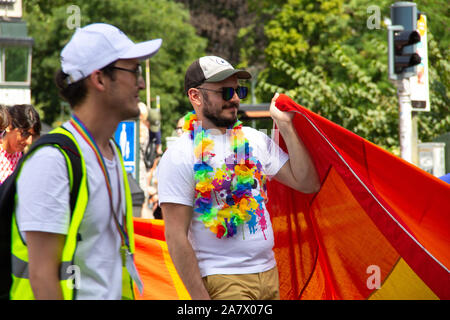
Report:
12,254,73,280
116,144,136,300
9,128,135,300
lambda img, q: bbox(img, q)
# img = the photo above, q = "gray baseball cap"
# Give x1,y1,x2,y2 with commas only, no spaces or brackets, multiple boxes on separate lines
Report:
184,56,251,94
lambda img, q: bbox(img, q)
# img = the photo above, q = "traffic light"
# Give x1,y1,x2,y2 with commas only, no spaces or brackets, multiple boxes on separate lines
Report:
393,30,421,74
387,2,422,80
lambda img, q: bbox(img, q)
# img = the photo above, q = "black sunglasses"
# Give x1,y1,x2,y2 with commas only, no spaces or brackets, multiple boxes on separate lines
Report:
197,86,248,101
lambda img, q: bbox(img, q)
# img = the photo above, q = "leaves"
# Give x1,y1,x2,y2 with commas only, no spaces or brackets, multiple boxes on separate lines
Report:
22,0,448,150
245,0,449,152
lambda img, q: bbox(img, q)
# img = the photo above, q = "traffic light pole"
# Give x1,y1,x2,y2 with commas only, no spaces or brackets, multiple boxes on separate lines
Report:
388,24,413,162
395,78,413,163
388,2,422,164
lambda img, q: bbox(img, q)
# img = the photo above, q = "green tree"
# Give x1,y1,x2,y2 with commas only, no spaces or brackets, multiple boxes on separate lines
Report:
175,0,256,65
23,0,207,141
242,0,449,153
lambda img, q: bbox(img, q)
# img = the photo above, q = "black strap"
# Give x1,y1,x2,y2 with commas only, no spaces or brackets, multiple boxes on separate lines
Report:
30,132,82,213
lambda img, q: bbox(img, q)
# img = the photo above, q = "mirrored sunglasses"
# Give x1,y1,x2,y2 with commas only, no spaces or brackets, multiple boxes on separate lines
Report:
198,86,248,101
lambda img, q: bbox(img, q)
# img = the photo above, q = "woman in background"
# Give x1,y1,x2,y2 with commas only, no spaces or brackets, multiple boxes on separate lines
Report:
0,105,9,139
0,104,41,184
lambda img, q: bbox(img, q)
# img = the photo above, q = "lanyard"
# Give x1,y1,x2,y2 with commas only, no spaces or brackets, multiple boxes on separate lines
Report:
69,115,130,251
70,115,144,295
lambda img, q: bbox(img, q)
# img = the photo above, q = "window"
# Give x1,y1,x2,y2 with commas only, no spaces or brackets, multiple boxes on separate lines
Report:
5,46,28,82
0,46,31,83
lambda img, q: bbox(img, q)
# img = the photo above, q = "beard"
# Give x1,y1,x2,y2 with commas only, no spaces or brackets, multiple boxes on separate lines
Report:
201,92,239,128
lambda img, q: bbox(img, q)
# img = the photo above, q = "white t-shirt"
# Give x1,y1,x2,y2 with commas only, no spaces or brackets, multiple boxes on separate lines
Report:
158,127,288,277
16,122,126,300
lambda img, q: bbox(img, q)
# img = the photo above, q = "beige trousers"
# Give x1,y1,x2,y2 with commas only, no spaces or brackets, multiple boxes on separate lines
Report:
202,266,280,300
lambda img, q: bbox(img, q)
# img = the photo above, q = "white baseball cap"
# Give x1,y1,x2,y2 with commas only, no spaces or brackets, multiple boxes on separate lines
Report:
184,56,251,94
61,23,162,84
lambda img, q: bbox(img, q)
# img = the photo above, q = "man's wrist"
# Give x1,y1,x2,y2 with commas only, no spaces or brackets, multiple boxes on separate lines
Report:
276,120,296,135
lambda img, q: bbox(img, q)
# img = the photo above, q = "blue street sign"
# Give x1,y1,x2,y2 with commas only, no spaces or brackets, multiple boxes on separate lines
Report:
114,120,137,178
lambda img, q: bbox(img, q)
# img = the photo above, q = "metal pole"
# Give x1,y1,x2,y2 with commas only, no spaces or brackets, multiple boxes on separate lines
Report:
146,59,151,109
396,78,413,163
389,2,419,164
251,71,257,129
411,112,419,165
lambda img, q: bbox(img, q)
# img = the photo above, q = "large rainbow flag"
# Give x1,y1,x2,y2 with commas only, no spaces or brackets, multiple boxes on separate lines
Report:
133,94,449,300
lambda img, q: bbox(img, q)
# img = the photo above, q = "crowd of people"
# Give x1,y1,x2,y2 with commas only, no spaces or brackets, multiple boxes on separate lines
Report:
137,101,162,219
136,102,187,219
1,22,320,301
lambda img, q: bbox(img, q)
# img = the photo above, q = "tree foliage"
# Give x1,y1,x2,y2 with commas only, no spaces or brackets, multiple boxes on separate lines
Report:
242,0,449,152
175,0,255,65
23,0,206,140
22,0,448,151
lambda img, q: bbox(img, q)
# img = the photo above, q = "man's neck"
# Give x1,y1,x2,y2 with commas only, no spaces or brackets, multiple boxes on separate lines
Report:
72,106,118,160
196,117,231,135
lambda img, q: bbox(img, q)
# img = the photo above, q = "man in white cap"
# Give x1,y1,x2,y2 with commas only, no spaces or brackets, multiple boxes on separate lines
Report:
158,56,319,299
11,23,162,300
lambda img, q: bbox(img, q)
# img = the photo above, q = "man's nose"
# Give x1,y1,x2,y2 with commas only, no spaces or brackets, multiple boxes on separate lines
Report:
230,89,240,103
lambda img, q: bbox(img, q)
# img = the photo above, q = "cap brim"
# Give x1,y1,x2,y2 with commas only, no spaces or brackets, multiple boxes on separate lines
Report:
120,38,162,61
205,69,252,83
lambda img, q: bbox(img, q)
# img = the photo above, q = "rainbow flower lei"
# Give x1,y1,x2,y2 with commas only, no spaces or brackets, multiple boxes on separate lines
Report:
183,111,269,239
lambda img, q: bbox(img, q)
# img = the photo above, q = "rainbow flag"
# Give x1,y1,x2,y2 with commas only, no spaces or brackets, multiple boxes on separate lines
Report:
132,218,190,300
269,94,449,299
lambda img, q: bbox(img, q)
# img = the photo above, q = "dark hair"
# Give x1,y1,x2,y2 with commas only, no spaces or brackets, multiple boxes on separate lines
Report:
0,104,9,132
7,104,41,135
184,59,205,95
55,70,88,108
54,62,118,108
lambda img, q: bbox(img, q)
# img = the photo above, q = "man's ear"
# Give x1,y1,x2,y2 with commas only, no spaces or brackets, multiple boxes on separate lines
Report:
188,88,202,108
87,70,107,92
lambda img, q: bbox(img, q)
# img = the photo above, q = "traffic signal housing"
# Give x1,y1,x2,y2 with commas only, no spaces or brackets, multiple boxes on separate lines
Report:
388,1,422,80
393,30,421,74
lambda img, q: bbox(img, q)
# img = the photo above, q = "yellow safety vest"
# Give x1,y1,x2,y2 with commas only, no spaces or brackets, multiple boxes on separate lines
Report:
9,127,136,300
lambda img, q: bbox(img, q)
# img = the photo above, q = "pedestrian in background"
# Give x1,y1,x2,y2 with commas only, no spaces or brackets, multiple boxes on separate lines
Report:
158,56,320,300
148,107,163,156
174,116,185,137
0,105,9,137
138,102,152,218
0,104,41,184
10,23,162,300
147,154,161,218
